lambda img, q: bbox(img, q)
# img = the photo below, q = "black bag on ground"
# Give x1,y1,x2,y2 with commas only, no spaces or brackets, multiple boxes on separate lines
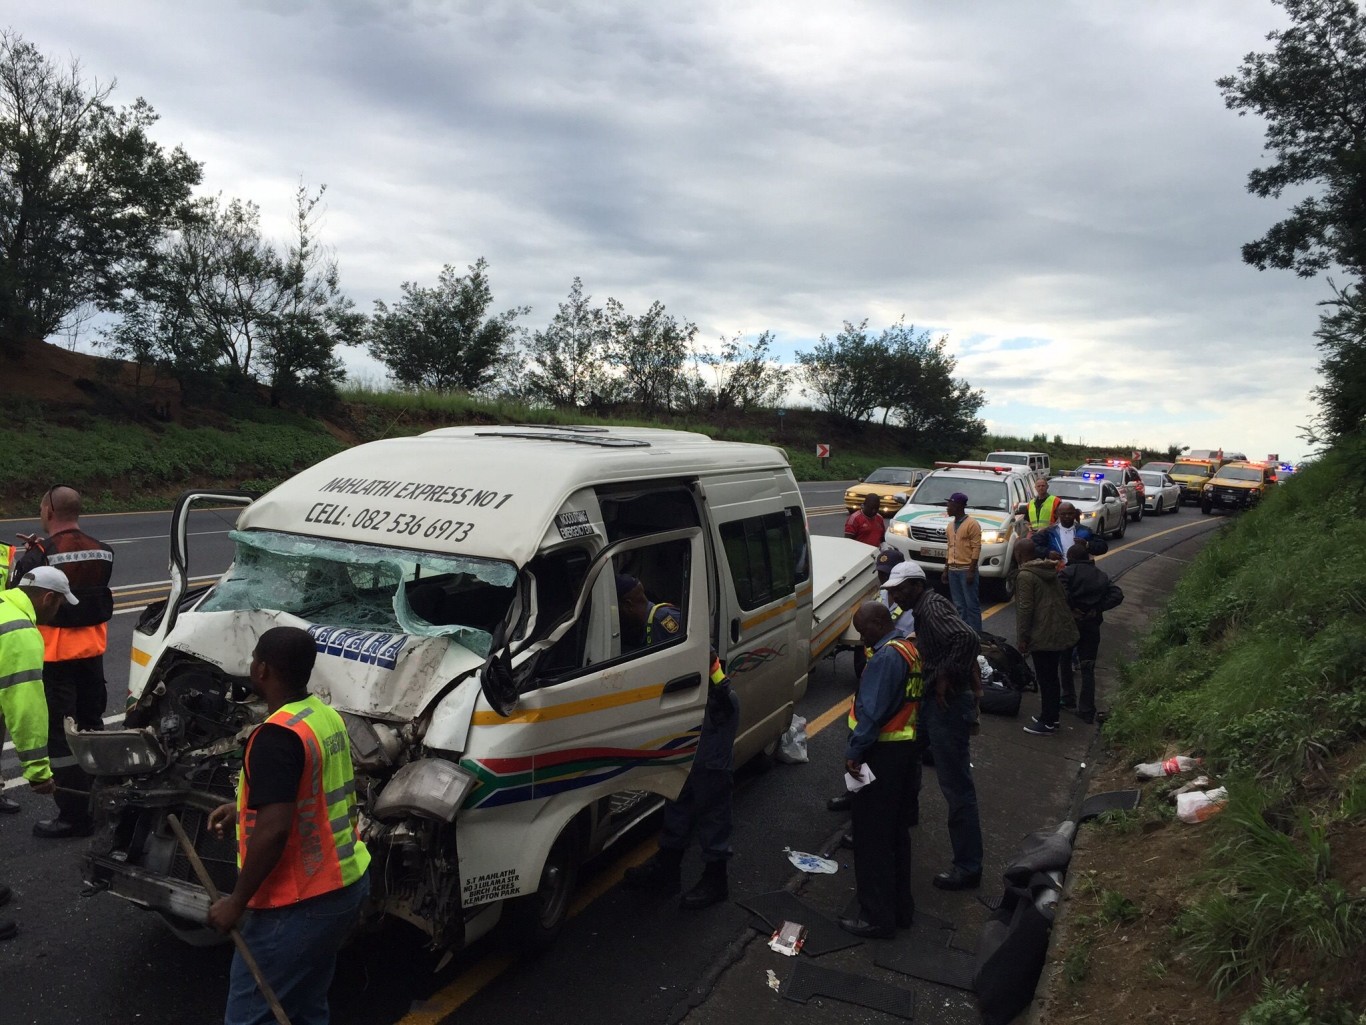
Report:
978,630,1036,692
979,678,1022,717
974,824,1076,1025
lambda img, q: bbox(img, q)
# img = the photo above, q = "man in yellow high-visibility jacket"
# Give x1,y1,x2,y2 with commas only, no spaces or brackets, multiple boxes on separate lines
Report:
1026,479,1060,530
1,566,72,941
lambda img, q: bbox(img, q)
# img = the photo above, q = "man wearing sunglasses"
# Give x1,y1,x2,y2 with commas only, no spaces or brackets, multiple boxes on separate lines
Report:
11,486,114,837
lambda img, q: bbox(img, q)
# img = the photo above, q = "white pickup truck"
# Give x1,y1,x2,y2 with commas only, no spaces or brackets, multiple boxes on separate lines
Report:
73,426,877,952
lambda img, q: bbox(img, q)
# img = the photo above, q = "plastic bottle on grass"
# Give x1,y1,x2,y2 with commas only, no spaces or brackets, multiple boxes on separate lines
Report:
1134,755,1201,779
1176,787,1228,823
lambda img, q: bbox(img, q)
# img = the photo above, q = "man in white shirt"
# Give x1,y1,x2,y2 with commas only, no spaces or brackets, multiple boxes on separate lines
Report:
1032,503,1107,563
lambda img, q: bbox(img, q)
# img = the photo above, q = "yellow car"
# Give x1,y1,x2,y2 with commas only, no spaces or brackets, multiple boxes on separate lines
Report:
844,466,931,515
1200,461,1277,514
1168,459,1220,506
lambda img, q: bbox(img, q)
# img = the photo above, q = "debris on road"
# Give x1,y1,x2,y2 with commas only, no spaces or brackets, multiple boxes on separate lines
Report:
784,848,838,874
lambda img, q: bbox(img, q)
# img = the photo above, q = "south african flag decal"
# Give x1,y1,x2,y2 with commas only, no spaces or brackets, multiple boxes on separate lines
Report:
460,728,702,809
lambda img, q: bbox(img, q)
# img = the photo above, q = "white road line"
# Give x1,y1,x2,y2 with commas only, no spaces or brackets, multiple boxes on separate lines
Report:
107,529,231,545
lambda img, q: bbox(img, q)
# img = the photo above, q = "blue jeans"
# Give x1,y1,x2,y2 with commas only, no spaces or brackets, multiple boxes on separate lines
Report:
919,689,983,875
226,874,369,1025
946,569,982,633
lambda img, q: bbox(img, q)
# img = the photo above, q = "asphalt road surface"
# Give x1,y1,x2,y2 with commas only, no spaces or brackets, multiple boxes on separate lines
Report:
0,485,1223,1025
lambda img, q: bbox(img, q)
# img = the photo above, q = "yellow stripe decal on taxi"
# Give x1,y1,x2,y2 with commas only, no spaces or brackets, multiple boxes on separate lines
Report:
471,682,665,726
741,598,799,632
130,648,151,666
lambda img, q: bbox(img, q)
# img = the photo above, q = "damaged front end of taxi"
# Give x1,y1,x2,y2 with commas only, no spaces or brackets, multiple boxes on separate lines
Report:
75,528,517,951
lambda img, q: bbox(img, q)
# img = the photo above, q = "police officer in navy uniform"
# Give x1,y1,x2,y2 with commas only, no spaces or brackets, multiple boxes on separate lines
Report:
617,574,739,909
615,573,682,650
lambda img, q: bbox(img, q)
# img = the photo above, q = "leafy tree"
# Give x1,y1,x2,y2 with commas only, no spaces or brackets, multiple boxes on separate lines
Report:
605,298,696,411
1219,0,1366,438
795,320,888,422
699,331,791,411
523,277,611,407
262,184,362,409
367,258,528,393
104,187,356,409
101,195,276,391
1311,282,1366,438
0,30,200,354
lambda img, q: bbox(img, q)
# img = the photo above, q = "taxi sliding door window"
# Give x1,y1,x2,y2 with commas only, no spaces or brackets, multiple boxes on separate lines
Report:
720,511,798,610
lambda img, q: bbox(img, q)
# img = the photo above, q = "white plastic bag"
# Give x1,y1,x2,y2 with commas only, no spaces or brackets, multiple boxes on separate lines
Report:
785,847,838,873
775,714,809,764
1176,786,1228,823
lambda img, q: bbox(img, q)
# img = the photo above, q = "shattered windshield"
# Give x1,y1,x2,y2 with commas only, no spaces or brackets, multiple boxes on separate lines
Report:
199,530,518,656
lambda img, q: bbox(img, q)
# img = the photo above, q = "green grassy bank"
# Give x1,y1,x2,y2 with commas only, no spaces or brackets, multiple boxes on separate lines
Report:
1101,436,1366,1020
2,384,1181,516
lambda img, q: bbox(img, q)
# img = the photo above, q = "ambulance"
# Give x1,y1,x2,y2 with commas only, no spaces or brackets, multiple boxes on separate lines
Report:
70,426,878,952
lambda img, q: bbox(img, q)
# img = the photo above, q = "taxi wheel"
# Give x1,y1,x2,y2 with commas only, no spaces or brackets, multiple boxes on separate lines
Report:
504,820,583,952
1201,503,1212,515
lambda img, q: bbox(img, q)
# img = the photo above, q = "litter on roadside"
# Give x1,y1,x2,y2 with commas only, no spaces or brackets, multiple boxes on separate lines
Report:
1176,786,1228,823
768,920,807,956
1134,755,1201,779
775,715,809,764
1167,776,1213,800
766,969,781,991
785,848,839,874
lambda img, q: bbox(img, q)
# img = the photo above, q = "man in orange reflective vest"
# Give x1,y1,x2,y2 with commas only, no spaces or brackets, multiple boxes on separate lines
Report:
207,626,370,1025
839,601,924,939
12,485,114,838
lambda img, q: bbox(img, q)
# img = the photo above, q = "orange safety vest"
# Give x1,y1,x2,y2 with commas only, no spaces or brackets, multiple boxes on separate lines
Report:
236,695,370,909
39,622,108,662
847,638,924,742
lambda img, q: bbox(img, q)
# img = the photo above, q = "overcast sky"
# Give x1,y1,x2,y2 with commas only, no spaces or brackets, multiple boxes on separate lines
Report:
17,0,1328,459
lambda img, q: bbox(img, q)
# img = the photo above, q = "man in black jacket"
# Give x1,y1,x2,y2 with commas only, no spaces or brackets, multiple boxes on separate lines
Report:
1059,543,1112,724
12,486,114,837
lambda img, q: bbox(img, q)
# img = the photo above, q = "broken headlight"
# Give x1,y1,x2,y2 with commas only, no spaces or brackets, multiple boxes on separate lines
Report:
372,759,477,823
64,718,168,776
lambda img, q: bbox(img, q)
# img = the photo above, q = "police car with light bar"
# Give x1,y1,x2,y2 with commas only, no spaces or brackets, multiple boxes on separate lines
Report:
1071,460,1144,522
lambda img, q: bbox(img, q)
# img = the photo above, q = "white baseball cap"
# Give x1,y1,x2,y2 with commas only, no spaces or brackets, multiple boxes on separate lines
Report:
886,561,926,587
20,566,79,604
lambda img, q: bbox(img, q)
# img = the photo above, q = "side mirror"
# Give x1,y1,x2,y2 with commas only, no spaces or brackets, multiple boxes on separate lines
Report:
893,492,909,505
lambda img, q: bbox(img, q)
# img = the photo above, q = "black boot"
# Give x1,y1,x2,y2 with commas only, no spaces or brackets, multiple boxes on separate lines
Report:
679,860,728,910
623,848,683,894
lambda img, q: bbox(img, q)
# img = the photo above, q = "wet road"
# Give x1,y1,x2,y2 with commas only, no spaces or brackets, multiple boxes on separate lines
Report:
0,485,1223,1025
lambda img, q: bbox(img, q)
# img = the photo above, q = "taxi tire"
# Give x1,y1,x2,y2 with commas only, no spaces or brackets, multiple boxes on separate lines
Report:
1200,503,1212,515
504,819,584,953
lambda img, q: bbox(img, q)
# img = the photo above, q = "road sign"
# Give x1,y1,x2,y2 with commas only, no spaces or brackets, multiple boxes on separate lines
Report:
816,443,830,459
